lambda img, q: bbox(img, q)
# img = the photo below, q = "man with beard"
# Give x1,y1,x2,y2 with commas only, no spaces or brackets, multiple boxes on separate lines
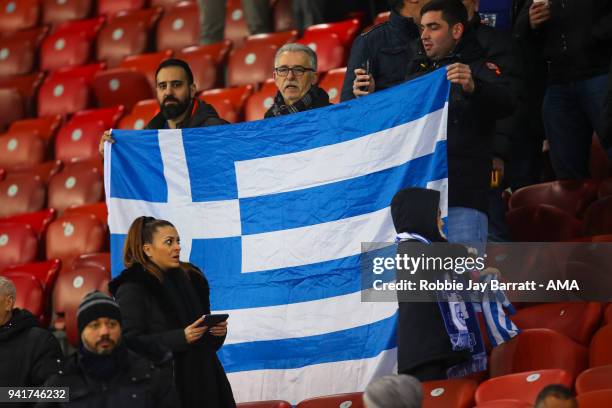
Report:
99,59,227,154
38,291,179,408
264,43,331,118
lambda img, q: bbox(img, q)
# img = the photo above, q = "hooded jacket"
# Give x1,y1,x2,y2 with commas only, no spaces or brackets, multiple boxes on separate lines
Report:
145,99,229,129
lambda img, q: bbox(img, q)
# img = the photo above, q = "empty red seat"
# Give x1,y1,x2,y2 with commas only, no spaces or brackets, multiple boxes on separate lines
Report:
41,0,93,26
422,379,477,408
227,40,278,87
298,33,345,73
97,0,146,16
0,131,46,170
150,0,182,8
583,196,612,236
4,271,44,319
490,329,588,380
0,72,44,116
224,0,249,47
54,106,124,162
92,68,153,110
475,369,572,405
590,324,612,367
96,7,162,68
576,365,612,394
511,302,603,346
176,41,233,91
0,0,40,33
47,160,104,213
200,84,253,121
474,400,533,408
245,79,277,121
52,265,111,345
117,98,159,129
119,50,173,91
508,180,599,218
506,204,583,242
0,208,56,238
576,390,612,408
9,159,62,184
303,19,360,49
64,202,108,226
71,251,110,272
156,1,199,52
0,221,38,270
237,401,291,408
40,17,104,71
37,63,104,117
6,115,62,148
0,174,46,217
296,392,363,408
0,87,25,132
319,67,346,104
605,303,612,324
45,212,107,265
247,30,298,48
0,33,38,78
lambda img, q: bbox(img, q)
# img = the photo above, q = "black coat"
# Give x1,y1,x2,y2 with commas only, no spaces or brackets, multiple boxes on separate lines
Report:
0,308,63,387
108,263,236,408
340,10,421,102
38,347,179,408
263,85,331,118
145,99,229,129
406,30,517,214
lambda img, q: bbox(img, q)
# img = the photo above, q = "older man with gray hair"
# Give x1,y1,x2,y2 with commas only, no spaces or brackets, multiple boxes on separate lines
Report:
264,43,331,118
0,276,63,388
363,374,423,408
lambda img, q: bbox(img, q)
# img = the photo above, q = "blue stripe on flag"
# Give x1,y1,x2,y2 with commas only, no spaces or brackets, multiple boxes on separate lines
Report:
219,312,398,372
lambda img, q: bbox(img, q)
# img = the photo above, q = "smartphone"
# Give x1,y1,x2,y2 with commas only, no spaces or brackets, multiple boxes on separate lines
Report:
360,60,371,92
201,314,229,327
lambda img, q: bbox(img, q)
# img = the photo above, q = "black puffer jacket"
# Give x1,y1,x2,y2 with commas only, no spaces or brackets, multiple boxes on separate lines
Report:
145,99,229,129
513,0,612,84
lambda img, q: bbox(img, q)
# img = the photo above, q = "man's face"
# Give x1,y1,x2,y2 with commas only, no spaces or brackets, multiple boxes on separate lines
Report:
462,0,478,20
0,291,14,325
81,317,121,355
273,51,318,106
420,11,463,60
156,66,195,120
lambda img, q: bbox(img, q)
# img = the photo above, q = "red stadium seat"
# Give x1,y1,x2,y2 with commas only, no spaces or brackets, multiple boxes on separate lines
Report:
1,25,48,46
54,106,124,162
511,302,603,346
227,40,278,87
0,174,46,217
0,88,24,132
238,401,292,408
576,365,612,394
64,202,108,226
98,0,146,17
6,115,62,146
150,0,183,8
298,33,345,73
245,79,276,121
119,49,173,90
45,212,107,264
52,265,111,344
272,0,295,32
37,63,104,117
180,39,232,66
422,379,477,408
590,324,612,367
0,72,44,116
0,221,38,270
156,1,199,52
71,252,110,273
576,390,612,408
4,271,44,319
117,98,159,129
296,392,363,408
506,204,583,242
9,159,62,184
47,160,104,213
374,11,390,25
508,180,599,218
0,0,40,33
224,0,249,47
0,128,46,171
0,208,56,238
96,7,162,68
176,40,232,91
490,329,588,380
583,196,612,236
200,84,253,121
605,303,612,324
247,30,298,48
474,400,533,408
0,169,5,181
0,33,38,78
475,369,572,405
92,68,153,110
319,67,346,104
41,0,93,26
303,19,360,49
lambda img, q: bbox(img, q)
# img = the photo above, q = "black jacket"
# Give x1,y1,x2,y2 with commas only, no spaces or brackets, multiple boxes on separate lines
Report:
145,99,229,129
406,30,517,214
263,85,331,118
0,308,63,388
340,10,421,102
38,347,179,408
108,263,235,408
513,0,612,84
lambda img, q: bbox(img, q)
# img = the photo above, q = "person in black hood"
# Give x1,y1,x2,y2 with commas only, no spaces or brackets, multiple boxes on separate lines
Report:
265,43,331,118
0,276,63,393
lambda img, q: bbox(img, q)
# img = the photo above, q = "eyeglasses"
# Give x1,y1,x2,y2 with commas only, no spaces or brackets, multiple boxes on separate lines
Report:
274,66,315,77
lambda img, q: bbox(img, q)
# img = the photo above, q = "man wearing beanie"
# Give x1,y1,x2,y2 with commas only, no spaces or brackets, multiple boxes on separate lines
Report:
38,291,180,408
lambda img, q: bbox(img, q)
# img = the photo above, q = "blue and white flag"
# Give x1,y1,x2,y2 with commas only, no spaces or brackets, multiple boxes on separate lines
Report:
104,69,450,404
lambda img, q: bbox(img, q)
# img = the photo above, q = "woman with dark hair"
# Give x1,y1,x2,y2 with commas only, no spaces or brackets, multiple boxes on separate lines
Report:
109,216,235,408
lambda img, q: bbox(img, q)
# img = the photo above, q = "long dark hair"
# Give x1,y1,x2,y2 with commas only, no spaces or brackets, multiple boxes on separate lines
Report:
123,216,175,281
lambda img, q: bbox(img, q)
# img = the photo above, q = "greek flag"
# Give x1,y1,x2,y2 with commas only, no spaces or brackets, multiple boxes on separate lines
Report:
104,69,450,403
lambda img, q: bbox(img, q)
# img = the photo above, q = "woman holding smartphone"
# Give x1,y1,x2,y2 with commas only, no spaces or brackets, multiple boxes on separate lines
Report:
109,216,235,408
